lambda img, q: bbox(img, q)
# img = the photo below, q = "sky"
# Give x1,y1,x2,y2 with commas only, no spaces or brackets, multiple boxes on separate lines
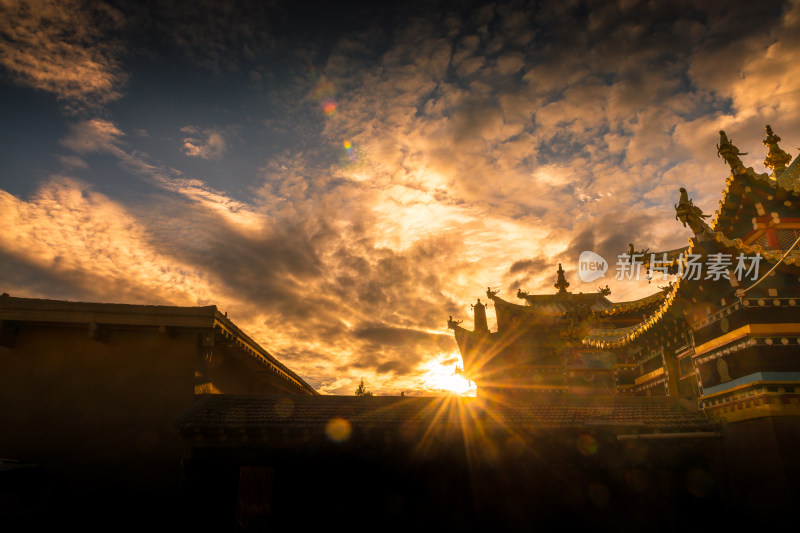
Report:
1,0,798,396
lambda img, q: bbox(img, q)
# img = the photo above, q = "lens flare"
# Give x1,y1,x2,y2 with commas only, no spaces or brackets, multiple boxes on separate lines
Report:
342,140,359,163
322,100,337,116
325,417,352,443
420,353,476,396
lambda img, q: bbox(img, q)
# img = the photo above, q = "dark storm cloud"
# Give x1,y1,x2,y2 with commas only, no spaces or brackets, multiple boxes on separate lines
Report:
504,255,557,294
0,0,126,111
375,360,406,375
559,212,659,263
509,257,548,275
125,0,285,73
354,323,444,346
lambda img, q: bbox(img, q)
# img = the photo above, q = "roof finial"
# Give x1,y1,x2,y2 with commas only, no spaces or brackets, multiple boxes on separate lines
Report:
716,130,747,174
471,298,488,333
554,263,570,295
763,125,792,176
674,187,711,236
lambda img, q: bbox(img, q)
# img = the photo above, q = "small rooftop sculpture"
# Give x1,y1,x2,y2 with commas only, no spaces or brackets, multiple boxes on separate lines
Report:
763,124,792,175
674,187,711,236
717,130,747,174
554,263,570,295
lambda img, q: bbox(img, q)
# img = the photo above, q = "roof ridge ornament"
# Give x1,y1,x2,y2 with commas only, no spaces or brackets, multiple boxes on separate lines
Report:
628,243,649,256
446,315,462,329
554,263,570,295
762,124,792,176
674,187,712,236
717,130,747,175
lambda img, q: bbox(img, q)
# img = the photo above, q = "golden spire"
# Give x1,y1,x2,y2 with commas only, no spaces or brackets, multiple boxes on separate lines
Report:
554,263,570,295
763,124,792,175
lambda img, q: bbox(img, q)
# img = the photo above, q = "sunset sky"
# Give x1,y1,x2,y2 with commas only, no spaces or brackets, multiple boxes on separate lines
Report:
1,0,798,395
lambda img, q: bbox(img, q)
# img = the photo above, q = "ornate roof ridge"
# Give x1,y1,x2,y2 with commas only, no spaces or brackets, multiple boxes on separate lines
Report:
582,278,682,349
488,293,529,310
700,226,800,266
523,292,607,301
777,152,800,192
709,159,800,232
710,128,800,232
596,290,668,317
518,128,798,350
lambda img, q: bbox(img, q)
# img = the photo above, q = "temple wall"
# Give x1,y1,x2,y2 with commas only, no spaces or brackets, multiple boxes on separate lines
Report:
0,324,199,491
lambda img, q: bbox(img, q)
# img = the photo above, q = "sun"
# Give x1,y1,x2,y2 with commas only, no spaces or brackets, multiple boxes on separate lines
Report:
421,353,477,396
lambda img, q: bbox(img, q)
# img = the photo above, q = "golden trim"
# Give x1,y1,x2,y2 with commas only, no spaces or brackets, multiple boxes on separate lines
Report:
701,380,800,401
703,393,800,422
634,366,665,385
694,324,800,355
743,230,765,246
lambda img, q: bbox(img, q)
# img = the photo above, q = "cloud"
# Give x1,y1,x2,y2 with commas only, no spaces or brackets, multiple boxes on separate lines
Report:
57,155,89,169
0,177,213,306
180,126,227,160
0,0,126,111
60,118,125,154
141,0,286,73
4,1,799,396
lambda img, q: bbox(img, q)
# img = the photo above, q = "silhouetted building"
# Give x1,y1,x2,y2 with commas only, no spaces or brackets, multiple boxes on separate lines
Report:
176,394,722,531
0,295,315,525
449,125,800,517
4,126,799,530
171,127,799,530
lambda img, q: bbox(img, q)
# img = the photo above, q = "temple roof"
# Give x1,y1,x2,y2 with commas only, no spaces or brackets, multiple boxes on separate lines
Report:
777,153,800,192
710,155,800,232
491,288,668,319
705,227,800,265
0,295,318,395
177,394,716,438
597,290,668,317
461,128,800,351
582,281,681,349
516,292,611,314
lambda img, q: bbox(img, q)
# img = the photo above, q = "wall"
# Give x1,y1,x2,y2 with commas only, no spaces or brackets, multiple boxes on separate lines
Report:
0,323,199,492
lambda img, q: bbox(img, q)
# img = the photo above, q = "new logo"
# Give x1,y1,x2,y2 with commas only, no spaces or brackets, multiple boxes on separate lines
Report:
578,251,608,282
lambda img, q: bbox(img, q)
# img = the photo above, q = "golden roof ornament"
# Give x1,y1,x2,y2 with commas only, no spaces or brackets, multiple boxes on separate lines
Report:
762,124,792,176
716,130,747,174
554,263,570,295
674,187,711,236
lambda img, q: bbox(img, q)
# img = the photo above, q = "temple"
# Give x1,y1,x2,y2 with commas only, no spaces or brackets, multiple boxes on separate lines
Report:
4,126,798,529
451,125,800,413
450,125,800,510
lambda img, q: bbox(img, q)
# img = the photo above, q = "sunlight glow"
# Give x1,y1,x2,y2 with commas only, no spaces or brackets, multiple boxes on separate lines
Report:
420,353,477,396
